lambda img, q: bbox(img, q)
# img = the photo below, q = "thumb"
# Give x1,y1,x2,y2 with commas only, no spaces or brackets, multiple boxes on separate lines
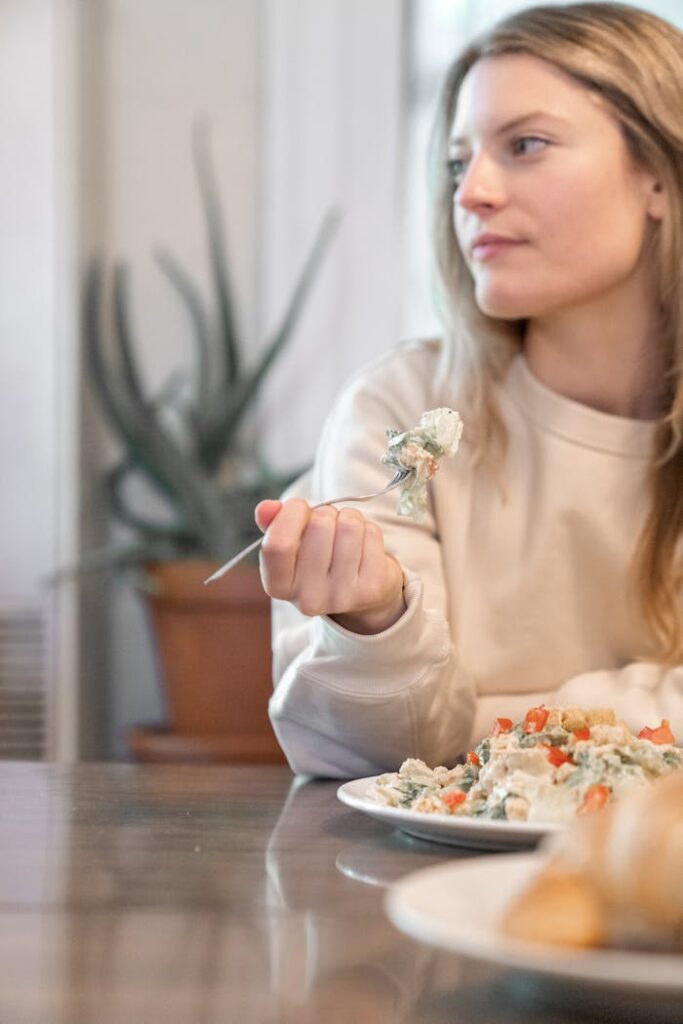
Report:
255,499,282,533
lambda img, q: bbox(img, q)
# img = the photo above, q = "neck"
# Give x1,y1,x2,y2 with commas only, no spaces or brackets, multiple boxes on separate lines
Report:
523,277,665,420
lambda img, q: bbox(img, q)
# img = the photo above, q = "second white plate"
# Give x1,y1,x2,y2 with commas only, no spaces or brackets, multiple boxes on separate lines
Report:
386,853,683,995
337,776,562,850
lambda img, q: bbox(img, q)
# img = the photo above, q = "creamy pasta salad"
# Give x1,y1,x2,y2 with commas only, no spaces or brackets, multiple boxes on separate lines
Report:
381,407,463,519
369,706,682,825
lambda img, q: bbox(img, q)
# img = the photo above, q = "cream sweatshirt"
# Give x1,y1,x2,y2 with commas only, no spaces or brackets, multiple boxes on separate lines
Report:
268,340,683,777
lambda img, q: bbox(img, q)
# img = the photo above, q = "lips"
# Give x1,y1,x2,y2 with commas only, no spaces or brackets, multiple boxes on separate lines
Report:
470,234,524,261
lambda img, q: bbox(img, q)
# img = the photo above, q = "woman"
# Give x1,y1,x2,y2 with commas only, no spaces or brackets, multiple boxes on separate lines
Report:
257,3,683,777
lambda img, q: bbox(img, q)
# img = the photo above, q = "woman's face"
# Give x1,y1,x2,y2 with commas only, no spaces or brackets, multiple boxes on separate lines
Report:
450,54,665,321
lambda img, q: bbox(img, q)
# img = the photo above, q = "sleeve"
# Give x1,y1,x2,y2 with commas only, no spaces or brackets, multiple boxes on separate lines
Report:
464,662,683,751
267,346,477,778
553,661,683,740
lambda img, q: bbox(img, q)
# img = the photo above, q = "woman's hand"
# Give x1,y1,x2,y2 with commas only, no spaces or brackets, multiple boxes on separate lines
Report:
255,498,406,634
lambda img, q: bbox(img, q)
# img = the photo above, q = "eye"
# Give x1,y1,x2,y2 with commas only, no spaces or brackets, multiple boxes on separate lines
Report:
446,156,469,189
511,136,549,157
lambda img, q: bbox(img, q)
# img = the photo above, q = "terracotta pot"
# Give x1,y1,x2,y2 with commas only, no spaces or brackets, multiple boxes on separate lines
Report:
134,560,286,763
127,725,286,765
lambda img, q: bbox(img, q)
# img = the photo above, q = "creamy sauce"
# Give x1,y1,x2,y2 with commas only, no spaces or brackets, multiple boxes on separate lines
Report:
370,706,682,824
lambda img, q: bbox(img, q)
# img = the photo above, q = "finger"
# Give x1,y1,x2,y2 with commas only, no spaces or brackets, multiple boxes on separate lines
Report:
358,523,399,606
260,498,311,593
255,499,282,532
293,506,338,614
328,508,366,605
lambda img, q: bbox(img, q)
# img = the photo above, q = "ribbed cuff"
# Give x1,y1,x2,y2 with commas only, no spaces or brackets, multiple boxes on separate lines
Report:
307,571,450,696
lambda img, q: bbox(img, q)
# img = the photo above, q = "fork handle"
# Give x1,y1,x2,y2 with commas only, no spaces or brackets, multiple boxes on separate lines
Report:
203,537,264,583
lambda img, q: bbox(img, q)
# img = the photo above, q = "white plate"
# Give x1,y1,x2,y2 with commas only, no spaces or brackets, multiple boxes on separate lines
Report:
337,776,561,850
386,853,683,995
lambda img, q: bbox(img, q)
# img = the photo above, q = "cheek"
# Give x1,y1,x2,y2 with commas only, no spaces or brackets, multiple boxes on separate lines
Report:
453,205,468,253
550,189,648,284
547,161,649,266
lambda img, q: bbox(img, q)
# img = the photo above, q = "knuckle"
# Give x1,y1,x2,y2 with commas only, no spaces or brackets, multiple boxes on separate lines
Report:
304,510,336,540
336,512,364,539
297,596,325,617
276,497,312,530
310,506,337,525
259,571,289,600
337,507,364,525
364,521,383,543
283,497,310,515
261,536,292,561
260,578,281,600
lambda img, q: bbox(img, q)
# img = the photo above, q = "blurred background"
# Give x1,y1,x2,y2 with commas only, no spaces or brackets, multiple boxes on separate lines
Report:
2,0,680,763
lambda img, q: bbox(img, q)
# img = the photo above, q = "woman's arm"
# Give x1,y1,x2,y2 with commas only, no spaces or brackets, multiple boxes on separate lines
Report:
265,344,477,777
268,568,476,777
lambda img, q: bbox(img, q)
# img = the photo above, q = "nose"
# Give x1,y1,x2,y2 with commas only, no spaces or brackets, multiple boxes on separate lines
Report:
455,152,506,213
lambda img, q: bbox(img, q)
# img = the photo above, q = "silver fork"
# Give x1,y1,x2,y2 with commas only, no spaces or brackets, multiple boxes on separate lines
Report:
203,467,413,584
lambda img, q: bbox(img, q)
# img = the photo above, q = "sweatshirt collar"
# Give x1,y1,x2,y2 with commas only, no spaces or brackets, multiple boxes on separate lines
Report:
505,354,657,458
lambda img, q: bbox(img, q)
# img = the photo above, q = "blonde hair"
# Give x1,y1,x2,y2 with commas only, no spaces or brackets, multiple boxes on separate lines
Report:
432,2,683,663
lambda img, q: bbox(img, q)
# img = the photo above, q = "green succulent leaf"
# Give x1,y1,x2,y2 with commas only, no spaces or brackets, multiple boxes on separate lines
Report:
200,207,341,470
48,539,184,584
112,264,148,406
85,262,230,556
153,247,213,432
104,459,196,544
193,120,240,386
71,128,341,577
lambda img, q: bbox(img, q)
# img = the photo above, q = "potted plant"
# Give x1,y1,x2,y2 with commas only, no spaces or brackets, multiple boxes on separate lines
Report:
80,126,339,763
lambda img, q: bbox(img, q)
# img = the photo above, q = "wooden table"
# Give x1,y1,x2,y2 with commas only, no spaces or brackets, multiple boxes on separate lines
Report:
0,762,676,1023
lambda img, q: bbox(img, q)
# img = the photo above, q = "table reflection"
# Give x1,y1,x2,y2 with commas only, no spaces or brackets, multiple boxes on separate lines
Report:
0,763,678,1023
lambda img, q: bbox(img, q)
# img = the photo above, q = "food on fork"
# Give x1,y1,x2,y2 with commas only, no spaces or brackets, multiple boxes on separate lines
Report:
500,771,683,951
381,407,463,519
369,706,681,825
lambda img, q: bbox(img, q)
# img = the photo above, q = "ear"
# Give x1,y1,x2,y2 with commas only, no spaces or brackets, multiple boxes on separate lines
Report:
646,177,667,220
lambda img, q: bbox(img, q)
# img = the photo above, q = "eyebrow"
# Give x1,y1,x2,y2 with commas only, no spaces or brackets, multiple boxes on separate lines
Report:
448,111,568,151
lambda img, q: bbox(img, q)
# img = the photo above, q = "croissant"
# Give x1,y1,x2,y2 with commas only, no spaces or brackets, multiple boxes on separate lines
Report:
501,771,683,950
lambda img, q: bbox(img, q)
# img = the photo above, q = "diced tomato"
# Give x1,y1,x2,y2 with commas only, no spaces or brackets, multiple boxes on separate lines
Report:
572,727,591,741
578,784,610,816
638,720,675,745
540,744,571,768
442,789,466,810
466,751,480,767
523,705,549,734
490,717,513,737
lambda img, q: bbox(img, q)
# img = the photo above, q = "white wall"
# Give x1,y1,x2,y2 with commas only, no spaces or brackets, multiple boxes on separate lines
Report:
81,0,262,390
0,0,57,600
0,0,79,759
258,0,405,473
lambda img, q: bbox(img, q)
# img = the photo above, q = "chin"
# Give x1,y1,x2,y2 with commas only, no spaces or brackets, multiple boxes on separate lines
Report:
476,287,533,320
